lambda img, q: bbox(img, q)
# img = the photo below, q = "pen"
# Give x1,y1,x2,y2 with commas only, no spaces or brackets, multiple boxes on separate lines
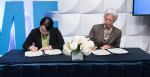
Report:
42,50,46,56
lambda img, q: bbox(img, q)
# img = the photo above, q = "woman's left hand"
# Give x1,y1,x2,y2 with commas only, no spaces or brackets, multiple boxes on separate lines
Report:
100,45,111,50
39,45,52,51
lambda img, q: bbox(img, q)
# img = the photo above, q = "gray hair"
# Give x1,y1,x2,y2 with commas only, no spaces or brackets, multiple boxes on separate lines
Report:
104,8,118,21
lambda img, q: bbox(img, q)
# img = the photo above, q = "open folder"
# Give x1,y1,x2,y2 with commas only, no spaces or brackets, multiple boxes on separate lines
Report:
107,48,129,54
25,49,62,57
91,49,111,55
91,48,129,56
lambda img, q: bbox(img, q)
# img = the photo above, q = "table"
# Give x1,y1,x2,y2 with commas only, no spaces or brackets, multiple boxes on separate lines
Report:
0,48,150,77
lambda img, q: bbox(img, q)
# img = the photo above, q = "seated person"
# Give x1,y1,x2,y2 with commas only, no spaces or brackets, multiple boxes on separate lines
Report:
23,17,64,51
89,8,122,50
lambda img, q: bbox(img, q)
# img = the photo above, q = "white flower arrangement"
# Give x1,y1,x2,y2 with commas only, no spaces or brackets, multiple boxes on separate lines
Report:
63,35,94,56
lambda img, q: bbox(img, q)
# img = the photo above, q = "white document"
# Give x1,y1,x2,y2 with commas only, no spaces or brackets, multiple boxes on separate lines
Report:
92,49,110,55
107,48,128,54
44,49,62,55
25,51,43,57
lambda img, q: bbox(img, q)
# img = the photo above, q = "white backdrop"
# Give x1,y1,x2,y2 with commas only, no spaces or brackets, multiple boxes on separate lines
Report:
58,0,150,53
0,0,150,53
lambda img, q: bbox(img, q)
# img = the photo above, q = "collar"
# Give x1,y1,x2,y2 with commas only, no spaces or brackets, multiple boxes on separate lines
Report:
104,24,113,30
41,32,50,37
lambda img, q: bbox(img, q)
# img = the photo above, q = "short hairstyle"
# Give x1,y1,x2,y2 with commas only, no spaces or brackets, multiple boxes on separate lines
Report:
40,17,53,31
104,8,118,21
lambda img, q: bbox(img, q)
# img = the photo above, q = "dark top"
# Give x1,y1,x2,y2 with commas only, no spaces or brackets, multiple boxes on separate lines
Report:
23,27,64,51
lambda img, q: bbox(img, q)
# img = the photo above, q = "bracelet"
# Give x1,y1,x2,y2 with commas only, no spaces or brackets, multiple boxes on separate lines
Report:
30,46,33,50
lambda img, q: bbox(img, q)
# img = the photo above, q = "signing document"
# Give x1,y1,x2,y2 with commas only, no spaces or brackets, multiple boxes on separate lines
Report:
107,48,128,54
92,49,110,55
44,49,62,55
25,49,62,57
25,51,43,57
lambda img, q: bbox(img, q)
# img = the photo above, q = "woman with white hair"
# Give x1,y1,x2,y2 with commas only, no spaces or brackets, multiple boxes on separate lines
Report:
89,8,122,50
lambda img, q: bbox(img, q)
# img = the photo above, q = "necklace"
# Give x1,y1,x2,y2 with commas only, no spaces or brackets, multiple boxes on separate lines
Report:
104,28,112,41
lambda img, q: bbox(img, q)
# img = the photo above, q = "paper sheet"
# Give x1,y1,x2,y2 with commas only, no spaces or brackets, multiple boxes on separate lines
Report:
107,48,128,54
44,49,62,55
25,51,43,57
92,49,110,55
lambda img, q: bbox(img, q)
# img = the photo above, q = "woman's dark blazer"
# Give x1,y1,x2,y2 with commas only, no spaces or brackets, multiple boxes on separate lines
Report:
23,27,65,51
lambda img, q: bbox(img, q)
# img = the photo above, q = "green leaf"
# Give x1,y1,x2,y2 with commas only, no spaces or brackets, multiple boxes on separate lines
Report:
75,44,80,53
67,42,70,49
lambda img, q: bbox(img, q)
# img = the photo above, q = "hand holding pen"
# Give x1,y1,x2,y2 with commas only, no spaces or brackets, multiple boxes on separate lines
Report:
29,46,38,52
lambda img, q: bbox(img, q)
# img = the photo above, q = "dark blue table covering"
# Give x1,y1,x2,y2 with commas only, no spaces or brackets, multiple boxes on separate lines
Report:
0,48,150,77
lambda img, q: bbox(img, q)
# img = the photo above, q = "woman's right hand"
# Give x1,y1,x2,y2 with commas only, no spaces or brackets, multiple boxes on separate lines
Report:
92,46,97,50
29,46,38,52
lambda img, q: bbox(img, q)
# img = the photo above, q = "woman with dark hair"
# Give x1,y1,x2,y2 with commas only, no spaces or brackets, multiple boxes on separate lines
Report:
23,17,64,52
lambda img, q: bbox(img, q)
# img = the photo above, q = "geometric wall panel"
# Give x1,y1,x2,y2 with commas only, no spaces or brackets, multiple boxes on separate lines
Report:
126,13,150,35
58,0,80,14
81,0,104,13
127,0,133,13
58,14,81,36
81,14,103,36
120,36,126,47
148,38,150,53
104,0,127,13
133,26,149,36
126,36,150,51
35,0,58,1
63,36,74,43
113,13,127,30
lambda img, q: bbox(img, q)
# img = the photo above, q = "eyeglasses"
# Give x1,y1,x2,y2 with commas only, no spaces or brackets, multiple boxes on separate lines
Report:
39,28,49,34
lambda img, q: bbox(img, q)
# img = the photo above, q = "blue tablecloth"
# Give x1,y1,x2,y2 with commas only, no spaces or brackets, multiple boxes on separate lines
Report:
0,48,150,77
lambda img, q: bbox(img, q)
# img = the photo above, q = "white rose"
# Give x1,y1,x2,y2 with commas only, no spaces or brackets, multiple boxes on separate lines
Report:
80,37,88,43
88,40,94,49
72,35,81,44
82,47,91,56
82,45,89,51
81,40,89,48
70,42,78,50
81,45,91,56
63,44,72,55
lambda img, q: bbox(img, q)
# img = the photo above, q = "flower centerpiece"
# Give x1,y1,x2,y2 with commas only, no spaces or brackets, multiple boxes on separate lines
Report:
63,35,94,56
